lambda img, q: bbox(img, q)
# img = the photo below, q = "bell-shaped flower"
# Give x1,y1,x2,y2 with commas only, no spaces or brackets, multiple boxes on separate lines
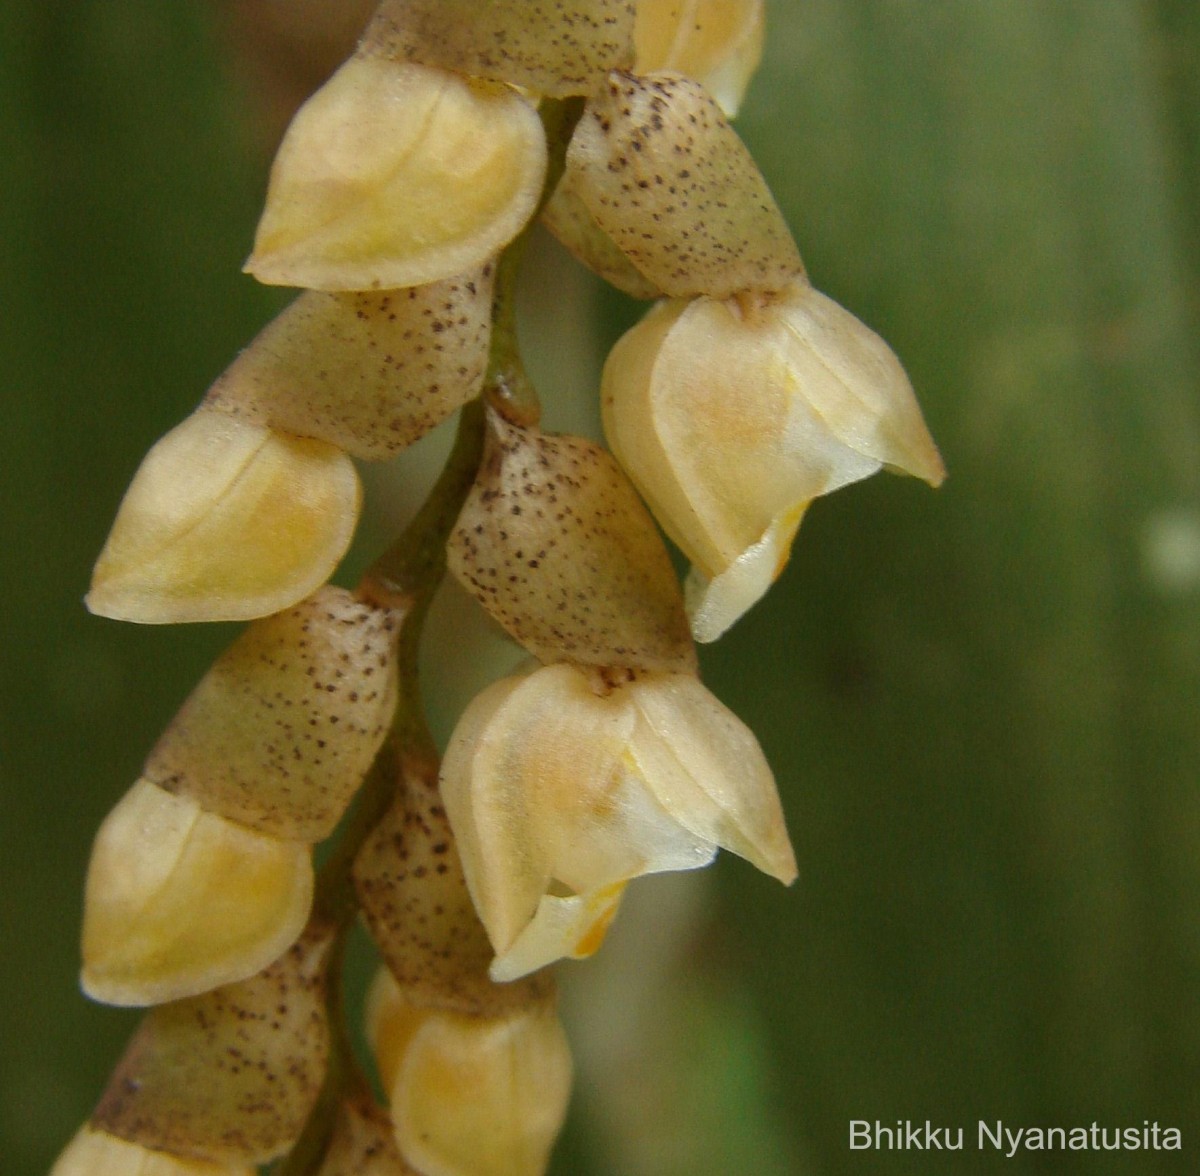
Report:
91,926,334,1166
51,1126,255,1176
144,586,402,844
440,662,796,981
634,0,765,116
366,968,572,1176
205,267,494,460
363,0,635,97
602,280,946,640
563,71,802,299
246,54,546,291
87,406,360,625
81,779,313,1006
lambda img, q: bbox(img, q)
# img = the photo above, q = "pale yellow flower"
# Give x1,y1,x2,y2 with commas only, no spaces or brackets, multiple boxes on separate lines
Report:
603,278,945,640
367,968,572,1176
440,663,796,981
51,1126,254,1176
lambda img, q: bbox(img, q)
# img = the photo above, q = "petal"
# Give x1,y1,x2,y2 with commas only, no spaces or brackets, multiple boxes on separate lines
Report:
246,57,546,291
683,501,807,642
87,408,360,625
51,1126,254,1176
81,780,313,1006
440,667,633,955
315,1096,413,1176
777,283,946,486
488,881,631,982
633,0,765,116
205,270,493,460
568,72,802,298
364,0,635,97
626,673,797,883
144,587,401,842
448,410,696,674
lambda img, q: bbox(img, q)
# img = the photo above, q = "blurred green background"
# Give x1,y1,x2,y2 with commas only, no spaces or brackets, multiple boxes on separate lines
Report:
2,2,1198,1173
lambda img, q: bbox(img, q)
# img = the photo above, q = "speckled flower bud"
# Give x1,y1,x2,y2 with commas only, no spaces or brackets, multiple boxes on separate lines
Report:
363,0,635,97
91,925,333,1166
634,0,764,116
441,662,795,980
602,280,946,640
448,408,695,674
205,268,494,460
143,586,401,843
51,1126,254,1176
81,780,313,1006
316,1095,418,1176
87,406,360,625
366,968,572,1176
246,55,546,291
566,71,802,298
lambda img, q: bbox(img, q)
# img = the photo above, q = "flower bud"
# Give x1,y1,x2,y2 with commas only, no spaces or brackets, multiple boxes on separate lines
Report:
51,1126,254,1176
363,0,635,97
87,407,359,625
366,969,572,1176
316,1095,418,1176
144,587,401,842
92,925,334,1166
566,71,802,298
440,662,795,979
603,282,946,639
246,55,546,291
448,408,696,674
205,268,493,460
81,779,312,1006
634,0,764,116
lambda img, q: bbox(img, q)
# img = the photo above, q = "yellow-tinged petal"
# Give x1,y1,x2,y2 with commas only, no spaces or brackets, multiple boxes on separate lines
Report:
489,882,628,982
87,407,360,625
634,0,764,116
568,71,802,298
51,1126,254,1176
145,587,401,842
364,0,635,97
92,926,334,1165
206,271,493,460
448,409,696,674
626,672,796,882
366,970,572,1176
246,56,546,291
82,780,313,1006
602,281,944,639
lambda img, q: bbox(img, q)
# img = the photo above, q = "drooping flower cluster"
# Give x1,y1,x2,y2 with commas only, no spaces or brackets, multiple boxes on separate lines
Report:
56,2,941,1173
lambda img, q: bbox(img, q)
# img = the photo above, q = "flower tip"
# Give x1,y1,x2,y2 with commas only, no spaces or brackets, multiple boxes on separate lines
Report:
81,780,313,1006
86,410,360,625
